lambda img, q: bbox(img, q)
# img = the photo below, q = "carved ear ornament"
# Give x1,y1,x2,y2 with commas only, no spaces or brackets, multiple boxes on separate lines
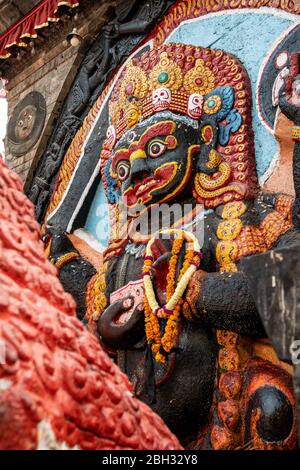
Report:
202,87,242,146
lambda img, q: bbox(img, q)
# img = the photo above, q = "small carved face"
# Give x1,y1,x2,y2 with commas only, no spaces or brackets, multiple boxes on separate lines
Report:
106,125,116,150
188,93,204,119
152,88,171,112
111,116,199,210
15,105,36,141
125,101,140,129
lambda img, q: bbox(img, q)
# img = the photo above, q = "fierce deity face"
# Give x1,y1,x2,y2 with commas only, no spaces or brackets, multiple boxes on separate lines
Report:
111,114,200,211
104,43,258,213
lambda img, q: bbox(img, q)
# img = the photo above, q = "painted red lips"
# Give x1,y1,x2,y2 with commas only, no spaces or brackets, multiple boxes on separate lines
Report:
123,162,177,207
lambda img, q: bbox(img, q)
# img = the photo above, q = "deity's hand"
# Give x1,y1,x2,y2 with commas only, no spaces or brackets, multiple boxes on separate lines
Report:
97,297,145,349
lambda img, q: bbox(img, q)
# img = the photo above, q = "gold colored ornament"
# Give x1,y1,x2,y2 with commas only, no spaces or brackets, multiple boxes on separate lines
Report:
216,240,238,273
111,63,148,129
207,149,222,169
216,201,245,272
204,95,222,114
221,201,247,220
120,64,148,100
194,173,243,201
183,59,215,95
291,125,300,141
149,52,183,91
86,273,98,320
196,162,231,190
217,219,243,241
86,262,108,322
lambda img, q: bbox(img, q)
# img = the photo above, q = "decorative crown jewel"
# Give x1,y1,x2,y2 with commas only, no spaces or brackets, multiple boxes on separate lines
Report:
109,44,219,142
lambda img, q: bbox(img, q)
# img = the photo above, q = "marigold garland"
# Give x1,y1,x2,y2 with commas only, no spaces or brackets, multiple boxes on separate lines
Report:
143,229,201,362
165,238,184,307
86,262,108,322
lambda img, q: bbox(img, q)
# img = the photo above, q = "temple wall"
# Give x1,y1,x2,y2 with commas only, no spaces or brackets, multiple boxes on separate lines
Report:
2,0,115,183
5,44,79,182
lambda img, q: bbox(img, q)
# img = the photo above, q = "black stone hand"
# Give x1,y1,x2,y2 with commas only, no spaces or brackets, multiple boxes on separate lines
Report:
98,297,145,349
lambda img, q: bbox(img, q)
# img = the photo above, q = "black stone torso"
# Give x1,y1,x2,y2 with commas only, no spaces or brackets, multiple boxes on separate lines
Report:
105,196,300,441
109,243,217,443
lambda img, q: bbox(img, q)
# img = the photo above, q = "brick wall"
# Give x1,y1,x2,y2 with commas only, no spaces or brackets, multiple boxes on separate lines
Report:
5,44,79,182
3,0,115,184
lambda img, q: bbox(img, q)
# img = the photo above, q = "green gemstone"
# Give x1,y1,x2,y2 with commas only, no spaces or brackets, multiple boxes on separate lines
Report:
158,72,169,83
207,99,215,108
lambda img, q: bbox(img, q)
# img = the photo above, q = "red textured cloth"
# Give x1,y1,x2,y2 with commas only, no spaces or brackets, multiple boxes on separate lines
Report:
0,156,182,450
0,0,79,59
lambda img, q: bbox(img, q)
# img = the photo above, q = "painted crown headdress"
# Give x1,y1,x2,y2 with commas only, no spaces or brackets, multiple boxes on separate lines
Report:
108,44,221,142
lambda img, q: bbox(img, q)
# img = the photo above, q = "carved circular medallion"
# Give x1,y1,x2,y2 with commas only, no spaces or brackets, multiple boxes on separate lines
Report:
7,91,46,156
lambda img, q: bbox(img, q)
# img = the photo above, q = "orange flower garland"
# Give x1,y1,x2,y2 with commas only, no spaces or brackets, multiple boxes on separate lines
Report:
143,229,202,363
165,238,184,308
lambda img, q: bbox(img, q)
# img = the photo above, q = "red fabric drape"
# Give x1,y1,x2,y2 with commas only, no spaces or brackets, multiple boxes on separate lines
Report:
0,0,79,59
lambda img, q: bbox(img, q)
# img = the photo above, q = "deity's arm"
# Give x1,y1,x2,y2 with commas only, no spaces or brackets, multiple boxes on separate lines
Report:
186,226,300,337
58,255,96,322
274,227,300,248
186,269,265,337
47,230,97,321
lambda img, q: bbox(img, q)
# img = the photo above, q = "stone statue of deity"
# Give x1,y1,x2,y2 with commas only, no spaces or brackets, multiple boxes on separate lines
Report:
48,43,300,449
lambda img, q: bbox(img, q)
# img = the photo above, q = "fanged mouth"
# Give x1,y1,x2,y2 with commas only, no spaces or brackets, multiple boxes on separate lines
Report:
154,102,170,111
190,109,202,118
123,162,178,207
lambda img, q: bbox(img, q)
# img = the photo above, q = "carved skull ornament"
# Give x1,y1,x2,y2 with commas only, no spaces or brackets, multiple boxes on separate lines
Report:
152,88,171,112
188,93,204,119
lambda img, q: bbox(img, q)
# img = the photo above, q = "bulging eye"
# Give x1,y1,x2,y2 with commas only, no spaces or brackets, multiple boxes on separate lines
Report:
18,120,24,127
148,141,166,158
117,161,130,181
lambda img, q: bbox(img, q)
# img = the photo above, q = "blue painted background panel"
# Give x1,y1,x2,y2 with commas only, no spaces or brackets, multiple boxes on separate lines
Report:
85,180,110,250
